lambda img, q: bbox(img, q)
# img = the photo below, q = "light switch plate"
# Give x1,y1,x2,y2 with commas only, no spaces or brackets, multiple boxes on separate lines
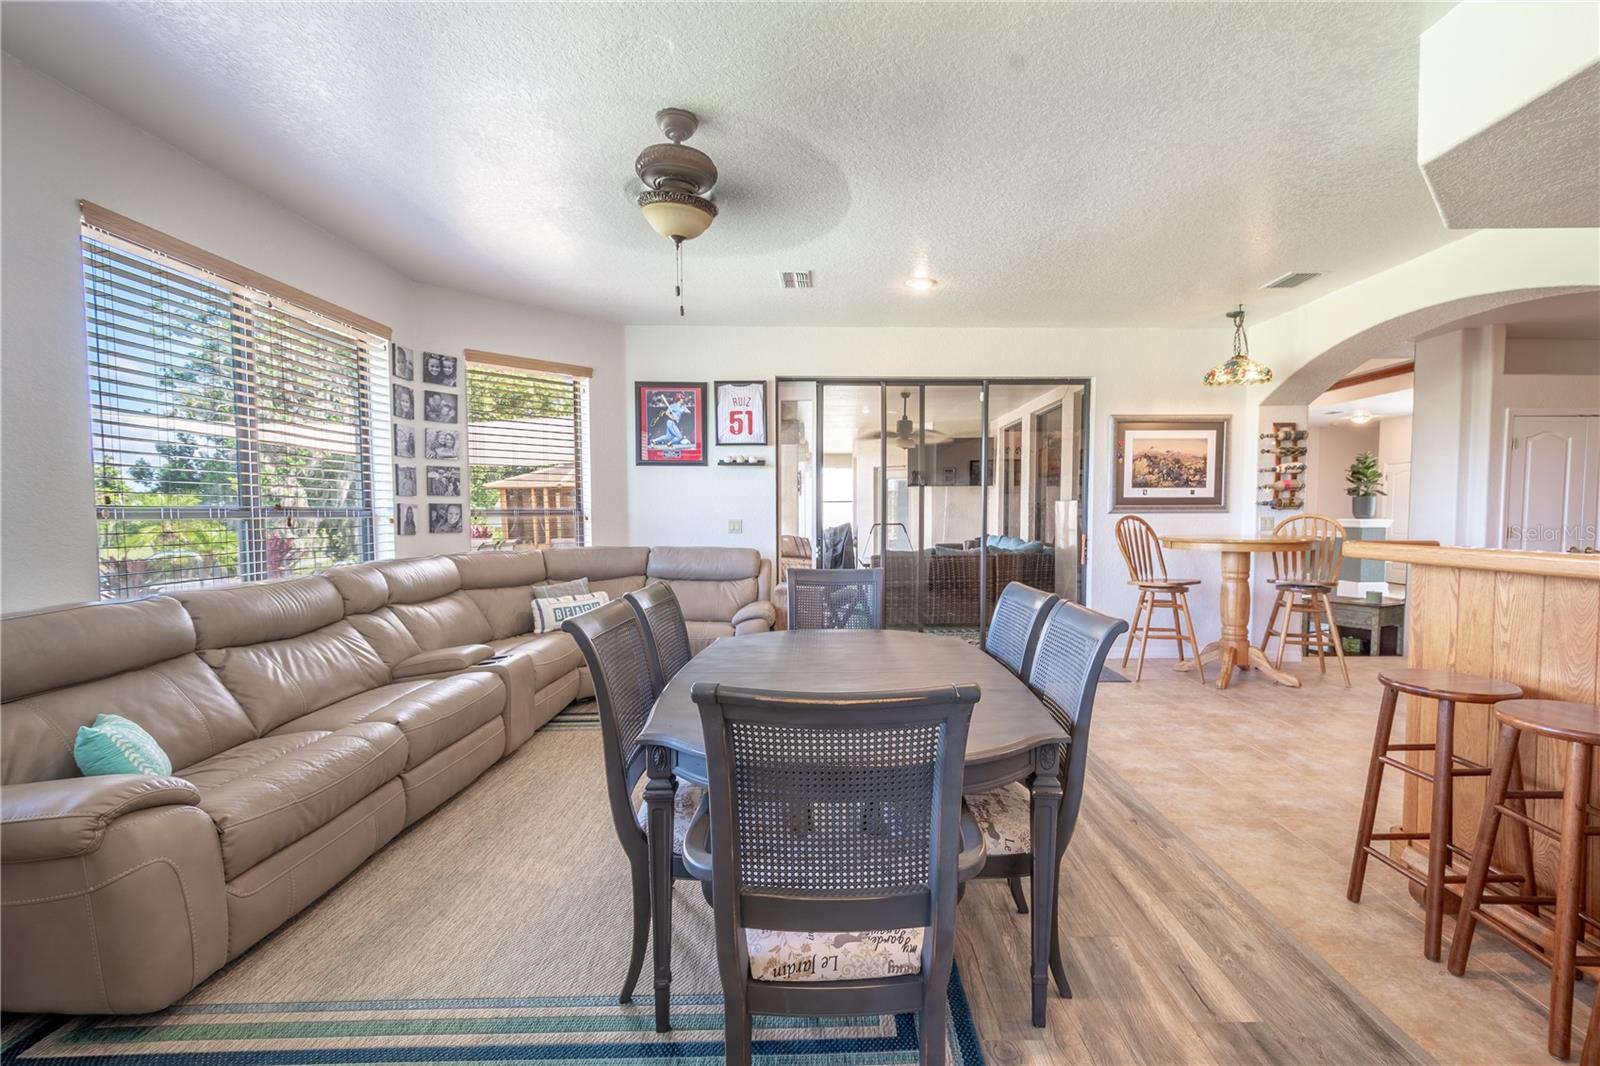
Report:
728,519,744,534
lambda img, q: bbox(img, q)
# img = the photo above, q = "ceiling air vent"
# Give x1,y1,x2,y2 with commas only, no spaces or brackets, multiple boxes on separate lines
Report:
780,271,813,289
1261,271,1321,289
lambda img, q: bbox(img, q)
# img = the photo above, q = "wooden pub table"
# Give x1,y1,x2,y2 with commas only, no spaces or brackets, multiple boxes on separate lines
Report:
1159,534,1312,690
637,629,1071,1032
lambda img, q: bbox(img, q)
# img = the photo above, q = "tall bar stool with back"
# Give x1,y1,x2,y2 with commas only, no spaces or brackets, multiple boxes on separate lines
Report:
1260,513,1350,686
1112,515,1206,683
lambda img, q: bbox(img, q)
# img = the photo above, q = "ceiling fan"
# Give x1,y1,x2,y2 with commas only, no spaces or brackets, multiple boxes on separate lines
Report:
859,390,953,449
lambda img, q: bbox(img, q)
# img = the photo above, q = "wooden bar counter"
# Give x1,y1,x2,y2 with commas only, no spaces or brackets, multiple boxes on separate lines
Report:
1344,542,1600,910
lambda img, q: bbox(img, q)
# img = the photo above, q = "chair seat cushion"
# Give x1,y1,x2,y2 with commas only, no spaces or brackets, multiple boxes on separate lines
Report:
270,674,504,770
634,783,706,855
746,927,924,982
966,781,1033,855
486,632,585,688
180,723,407,879
1273,580,1335,592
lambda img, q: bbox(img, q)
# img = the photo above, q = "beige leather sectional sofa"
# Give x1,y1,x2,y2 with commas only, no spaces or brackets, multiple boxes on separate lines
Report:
0,545,771,1015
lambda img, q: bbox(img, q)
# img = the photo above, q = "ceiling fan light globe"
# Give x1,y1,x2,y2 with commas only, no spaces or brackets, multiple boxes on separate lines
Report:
639,192,716,241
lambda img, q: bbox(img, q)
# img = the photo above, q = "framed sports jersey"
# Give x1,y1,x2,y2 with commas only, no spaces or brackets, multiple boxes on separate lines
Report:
714,380,769,446
635,381,707,465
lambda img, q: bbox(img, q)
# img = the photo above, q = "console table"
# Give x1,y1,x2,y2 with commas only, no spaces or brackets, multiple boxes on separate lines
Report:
1326,595,1406,656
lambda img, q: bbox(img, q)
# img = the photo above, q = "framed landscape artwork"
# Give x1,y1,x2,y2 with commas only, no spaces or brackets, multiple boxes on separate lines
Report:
1110,415,1229,512
635,381,707,465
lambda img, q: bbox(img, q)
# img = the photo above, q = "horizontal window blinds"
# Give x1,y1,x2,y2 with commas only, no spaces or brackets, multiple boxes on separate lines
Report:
83,222,384,599
466,359,588,549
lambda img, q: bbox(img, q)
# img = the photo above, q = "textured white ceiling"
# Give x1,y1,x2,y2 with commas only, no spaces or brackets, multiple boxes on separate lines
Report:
2,1,1460,326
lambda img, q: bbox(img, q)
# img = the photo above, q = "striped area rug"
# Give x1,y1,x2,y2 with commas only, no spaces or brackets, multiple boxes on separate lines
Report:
2,708,985,1066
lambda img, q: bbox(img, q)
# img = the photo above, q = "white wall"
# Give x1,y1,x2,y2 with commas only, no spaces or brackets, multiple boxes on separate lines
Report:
1307,423,1380,516
0,56,623,612
623,326,1245,630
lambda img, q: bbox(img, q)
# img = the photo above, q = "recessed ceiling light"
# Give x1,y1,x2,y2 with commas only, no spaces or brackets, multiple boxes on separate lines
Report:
1349,410,1374,425
905,277,939,291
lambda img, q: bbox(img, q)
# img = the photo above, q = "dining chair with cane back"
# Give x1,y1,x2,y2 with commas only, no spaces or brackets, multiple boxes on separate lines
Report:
625,582,693,692
682,682,987,1066
1260,513,1350,686
787,567,885,631
965,601,1129,997
562,600,705,1004
985,581,1059,679
1113,515,1206,683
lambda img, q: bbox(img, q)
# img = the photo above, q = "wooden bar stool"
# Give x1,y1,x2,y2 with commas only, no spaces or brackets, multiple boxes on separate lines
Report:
1347,668,1529,961
1450,700,1600,1061
1113,515,1206,684
1260,514,1350,687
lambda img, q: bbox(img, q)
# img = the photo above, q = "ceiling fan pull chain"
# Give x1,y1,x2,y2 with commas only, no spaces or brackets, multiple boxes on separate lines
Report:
675,235,684,317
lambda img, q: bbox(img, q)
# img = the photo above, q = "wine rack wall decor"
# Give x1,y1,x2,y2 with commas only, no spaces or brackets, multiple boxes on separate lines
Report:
1260,422,1306,510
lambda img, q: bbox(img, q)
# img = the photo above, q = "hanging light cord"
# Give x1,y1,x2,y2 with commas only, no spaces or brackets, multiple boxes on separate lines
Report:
674,236,685,317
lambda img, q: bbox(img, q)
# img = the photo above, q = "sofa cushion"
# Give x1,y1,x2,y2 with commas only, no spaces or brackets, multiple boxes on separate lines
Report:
2,654,256,786
1,596,197,703
176,578,345,649
272,675,504,770
451,551,547,589
377,557,462,604
389,591,495,649
486,632,585,689
647,546,761,583
543,546,649,583
345,606,424,668
647,548,763,624
323,564,390,615
180,723,407,879
461,588,535,640
198,621,393,735
685,620,734,655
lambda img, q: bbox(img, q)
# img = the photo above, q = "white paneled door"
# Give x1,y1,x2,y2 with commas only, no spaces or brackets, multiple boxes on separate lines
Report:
1503,414,1600,553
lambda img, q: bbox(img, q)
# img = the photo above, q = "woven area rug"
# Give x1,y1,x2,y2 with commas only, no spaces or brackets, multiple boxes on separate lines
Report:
1,714,985,1065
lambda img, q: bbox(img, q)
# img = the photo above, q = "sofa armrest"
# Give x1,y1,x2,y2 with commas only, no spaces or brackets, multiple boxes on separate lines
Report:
731,600,776,628
392,643,495,679
1,775,201,862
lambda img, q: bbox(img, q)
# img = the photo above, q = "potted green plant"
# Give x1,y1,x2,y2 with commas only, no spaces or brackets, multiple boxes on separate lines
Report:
1345,451,1386,518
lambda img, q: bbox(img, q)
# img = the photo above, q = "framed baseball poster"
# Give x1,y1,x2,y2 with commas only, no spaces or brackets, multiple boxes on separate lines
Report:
714,380,768,446
635,381,707,465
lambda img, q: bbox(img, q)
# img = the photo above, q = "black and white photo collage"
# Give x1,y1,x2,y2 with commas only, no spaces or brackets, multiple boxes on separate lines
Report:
391,344,465,536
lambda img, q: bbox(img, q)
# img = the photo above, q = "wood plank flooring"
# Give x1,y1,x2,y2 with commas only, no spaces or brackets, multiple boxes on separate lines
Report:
953,755,1425,1065
1086,653,1590,1066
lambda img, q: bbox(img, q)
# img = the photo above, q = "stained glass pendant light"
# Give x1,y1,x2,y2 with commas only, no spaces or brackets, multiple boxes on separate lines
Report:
1204,305,1273,386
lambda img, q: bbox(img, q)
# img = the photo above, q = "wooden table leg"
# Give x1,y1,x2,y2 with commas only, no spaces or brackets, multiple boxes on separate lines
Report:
1172,641,1222,673
1029,745,1063,1028
1214,549,1303,688
644,746,678,1033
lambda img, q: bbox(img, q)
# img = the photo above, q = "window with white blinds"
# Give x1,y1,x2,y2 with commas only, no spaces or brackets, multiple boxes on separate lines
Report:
465,354,588,549
82,207,387,599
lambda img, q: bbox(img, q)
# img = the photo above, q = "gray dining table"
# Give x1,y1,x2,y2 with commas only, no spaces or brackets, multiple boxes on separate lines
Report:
637,628,1070,1031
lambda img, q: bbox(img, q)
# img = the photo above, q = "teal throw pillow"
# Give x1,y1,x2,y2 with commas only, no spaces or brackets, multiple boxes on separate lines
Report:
532,577,590,599
74,714,172,777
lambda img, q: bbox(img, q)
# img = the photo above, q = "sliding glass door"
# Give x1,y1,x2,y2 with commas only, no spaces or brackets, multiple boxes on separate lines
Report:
778,377,1088,636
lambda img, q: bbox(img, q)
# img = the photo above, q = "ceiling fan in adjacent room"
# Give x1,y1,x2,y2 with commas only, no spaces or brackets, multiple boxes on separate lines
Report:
859,390,953,449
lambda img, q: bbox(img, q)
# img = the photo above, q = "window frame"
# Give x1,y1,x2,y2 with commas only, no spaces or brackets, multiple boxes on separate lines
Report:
81,202,390,599
463,350,591,550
